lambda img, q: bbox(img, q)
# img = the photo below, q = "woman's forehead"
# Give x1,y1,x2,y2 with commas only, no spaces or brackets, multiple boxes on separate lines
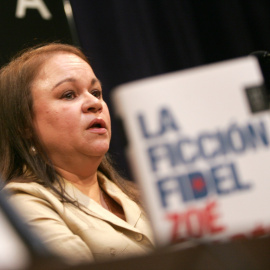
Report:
42,52,90,68
36,52,93,79
31,53,97,93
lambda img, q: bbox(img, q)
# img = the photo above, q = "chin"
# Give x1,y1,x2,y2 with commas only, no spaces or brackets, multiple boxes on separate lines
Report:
92,144,110,156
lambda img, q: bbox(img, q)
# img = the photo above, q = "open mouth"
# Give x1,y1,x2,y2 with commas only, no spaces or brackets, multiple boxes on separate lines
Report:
91,123,102,128
88,119,106,130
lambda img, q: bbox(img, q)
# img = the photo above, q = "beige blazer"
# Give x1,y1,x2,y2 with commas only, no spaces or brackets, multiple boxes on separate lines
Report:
3,172,155,265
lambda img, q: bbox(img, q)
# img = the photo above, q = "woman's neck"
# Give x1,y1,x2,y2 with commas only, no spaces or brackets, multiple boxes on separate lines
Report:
55,163,102,204
56,163,126,221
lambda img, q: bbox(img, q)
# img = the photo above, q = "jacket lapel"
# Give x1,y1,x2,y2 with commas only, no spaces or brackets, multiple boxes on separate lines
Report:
63,176,143,234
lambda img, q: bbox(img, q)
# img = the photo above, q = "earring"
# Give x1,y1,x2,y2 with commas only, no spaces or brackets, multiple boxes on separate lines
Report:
29,146,37,156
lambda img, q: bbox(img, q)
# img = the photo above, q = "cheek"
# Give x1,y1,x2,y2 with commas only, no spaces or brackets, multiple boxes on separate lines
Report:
34,105,76,135
35,108,58,127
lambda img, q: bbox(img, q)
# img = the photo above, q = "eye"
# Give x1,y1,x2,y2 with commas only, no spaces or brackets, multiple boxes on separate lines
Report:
61,91,76,100
91,89,102,99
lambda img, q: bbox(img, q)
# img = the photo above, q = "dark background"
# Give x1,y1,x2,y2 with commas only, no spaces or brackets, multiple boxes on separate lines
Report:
0,0,72,65
2,0,270,179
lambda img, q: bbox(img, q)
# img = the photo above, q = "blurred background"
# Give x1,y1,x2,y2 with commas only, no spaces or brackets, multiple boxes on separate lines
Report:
1,0,270,179
1,1,270,269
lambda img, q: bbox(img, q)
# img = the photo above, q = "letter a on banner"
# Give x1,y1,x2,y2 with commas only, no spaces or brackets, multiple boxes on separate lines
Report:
16,0,52,20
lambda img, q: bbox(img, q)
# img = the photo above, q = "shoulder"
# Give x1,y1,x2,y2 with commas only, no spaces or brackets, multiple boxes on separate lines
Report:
3,181,54,200
2,181,64,214
2,182,94,264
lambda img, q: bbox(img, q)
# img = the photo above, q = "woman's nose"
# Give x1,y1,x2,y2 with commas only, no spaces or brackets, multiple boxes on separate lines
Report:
82,93,103,113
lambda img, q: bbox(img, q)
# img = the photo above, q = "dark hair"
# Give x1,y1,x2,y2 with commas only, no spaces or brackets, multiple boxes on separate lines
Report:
0,43,140,205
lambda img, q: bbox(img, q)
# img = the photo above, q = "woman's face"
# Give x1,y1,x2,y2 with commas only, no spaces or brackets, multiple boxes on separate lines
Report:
31,53,111,166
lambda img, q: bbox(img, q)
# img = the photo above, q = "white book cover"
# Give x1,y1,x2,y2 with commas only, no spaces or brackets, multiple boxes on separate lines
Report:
112,56,270,246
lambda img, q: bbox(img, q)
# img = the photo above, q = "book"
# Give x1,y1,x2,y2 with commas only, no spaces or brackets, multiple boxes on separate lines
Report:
112,56,270,246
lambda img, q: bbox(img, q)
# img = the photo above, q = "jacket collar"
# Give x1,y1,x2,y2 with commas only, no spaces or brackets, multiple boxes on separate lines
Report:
62,172,143,232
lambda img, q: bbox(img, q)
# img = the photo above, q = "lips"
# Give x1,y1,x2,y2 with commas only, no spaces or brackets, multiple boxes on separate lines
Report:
87,118,107,134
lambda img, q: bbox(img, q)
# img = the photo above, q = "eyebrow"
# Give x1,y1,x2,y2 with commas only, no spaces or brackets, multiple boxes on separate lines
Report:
52,77,102,91
91,78,102,88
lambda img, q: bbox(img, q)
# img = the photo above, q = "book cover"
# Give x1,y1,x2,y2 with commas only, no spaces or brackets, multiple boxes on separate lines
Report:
112,56,270,246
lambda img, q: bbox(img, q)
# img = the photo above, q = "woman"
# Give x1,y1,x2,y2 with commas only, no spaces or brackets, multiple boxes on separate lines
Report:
0,43,154,264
